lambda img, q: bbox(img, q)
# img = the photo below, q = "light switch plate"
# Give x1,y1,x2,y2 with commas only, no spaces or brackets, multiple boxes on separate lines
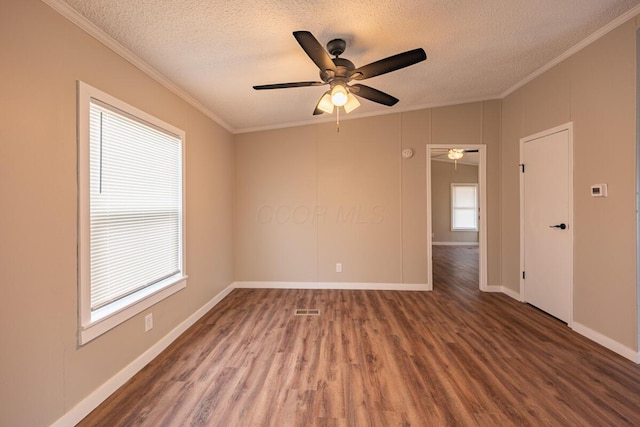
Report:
590,184,607,197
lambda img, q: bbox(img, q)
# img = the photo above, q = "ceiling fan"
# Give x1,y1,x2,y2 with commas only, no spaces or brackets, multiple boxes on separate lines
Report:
432,148,479,169
442,148,479,160
253,31,427,116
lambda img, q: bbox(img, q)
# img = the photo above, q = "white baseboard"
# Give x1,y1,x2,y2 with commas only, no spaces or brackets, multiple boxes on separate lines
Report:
484,285,522,301
432,242,479,246
233,281,430,291
571,322,639,364
51,283,235,427
501,286,522,301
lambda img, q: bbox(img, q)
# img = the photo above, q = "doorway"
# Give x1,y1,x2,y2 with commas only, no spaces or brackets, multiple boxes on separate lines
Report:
426,144,487,291
519,123,573,324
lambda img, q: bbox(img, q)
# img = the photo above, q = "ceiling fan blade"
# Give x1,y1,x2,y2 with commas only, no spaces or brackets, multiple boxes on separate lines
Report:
313,106,324,115
293,31,336,73
253,81,325,90
351,84,399,106
351,48,426,80
464,149,479,153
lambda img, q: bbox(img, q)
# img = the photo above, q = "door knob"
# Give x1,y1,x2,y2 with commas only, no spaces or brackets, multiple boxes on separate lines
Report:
549,223,567,230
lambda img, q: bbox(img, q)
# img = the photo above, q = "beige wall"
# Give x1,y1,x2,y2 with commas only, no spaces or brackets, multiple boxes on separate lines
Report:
0,1,234,426
500,18,638,349
431,161,479,243
4,1,638,425
234,101,501,285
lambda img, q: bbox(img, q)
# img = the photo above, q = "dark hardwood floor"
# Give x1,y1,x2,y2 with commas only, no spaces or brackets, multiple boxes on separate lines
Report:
79,247,640,426
432,245,479,292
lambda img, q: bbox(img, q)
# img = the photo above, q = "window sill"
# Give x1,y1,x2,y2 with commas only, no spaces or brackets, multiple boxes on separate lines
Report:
79,275,187,345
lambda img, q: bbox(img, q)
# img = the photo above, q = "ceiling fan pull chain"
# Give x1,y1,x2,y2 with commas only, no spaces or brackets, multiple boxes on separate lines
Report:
336,107,340,133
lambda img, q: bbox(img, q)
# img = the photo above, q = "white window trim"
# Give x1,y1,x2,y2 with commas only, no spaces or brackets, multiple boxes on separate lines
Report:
451,183,478,231
77,81,187,345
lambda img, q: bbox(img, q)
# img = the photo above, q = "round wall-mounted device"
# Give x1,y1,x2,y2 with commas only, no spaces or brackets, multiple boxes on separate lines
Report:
402,148,414,159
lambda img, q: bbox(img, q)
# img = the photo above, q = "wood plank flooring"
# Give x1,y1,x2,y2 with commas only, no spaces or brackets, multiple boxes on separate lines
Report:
79,246,640,426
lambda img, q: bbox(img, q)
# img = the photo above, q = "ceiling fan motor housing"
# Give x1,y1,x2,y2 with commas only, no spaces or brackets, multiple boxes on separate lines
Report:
320,57,355,82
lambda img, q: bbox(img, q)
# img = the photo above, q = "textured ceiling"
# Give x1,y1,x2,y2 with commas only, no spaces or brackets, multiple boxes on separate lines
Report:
59,0,640,133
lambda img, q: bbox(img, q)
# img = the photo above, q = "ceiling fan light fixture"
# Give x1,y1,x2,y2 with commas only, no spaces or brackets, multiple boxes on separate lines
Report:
448,148,464,160
343,93,360,113
330,84,348,107
317,92,334,114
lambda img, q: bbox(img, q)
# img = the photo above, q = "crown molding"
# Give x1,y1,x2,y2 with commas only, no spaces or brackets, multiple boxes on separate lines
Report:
235,96,499,134
501,3,640,98
40,0,235,134
41,0,640,134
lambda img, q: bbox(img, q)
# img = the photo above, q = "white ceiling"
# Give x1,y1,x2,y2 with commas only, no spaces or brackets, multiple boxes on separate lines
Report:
57,0,640,133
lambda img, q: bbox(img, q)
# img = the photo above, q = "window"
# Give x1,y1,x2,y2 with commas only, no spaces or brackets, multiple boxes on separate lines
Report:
451,183,478,231
78,81,186,344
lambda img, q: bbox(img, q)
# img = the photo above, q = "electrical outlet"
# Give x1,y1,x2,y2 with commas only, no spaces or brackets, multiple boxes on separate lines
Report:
336,263,342,273
145,313,153,332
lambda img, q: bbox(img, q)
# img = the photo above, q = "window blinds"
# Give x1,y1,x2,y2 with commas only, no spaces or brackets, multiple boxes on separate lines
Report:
89,101,182,311
452,184,478,230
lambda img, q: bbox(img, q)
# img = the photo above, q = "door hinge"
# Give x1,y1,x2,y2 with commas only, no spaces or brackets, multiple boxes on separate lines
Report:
519,164,525,173
522,271,526,279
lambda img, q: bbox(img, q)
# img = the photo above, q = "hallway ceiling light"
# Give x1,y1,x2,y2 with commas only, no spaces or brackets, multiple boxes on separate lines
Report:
448,148,464,160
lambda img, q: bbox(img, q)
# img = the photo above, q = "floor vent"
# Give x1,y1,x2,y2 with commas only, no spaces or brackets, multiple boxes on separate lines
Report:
294,309,320,316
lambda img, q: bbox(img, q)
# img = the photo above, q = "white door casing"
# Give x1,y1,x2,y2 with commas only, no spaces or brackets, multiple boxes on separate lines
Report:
426,144,487,291
520,123,573,324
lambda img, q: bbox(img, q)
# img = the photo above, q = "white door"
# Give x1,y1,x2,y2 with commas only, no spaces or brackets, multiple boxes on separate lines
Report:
520,125,572,323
